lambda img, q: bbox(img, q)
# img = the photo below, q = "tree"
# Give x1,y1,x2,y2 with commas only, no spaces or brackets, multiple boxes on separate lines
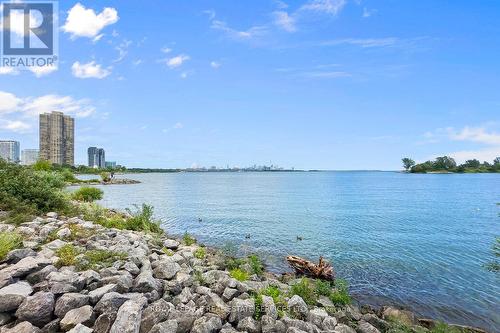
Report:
463,159,481,168
433,156,457,170
494,157,500,166
402,158,415,171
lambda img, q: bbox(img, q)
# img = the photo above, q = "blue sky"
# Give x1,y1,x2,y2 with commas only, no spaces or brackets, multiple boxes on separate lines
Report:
0,0,499,170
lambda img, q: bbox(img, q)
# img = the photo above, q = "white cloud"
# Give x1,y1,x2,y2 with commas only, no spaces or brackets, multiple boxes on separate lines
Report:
210,61,221,69
321,38,399,48
174,122,184,129
132,59,143,66
161,47,172,54
0,67,19,75
203,9,216,20
22,94,96,118
164,54,190,69
211,20,267,40
448,126,500,145
72,61,111,79
273,11,296,32
0,120,31,133
363,7,376,18
300,0,346,15
29,65,57,77
447,148,500,164
114,40,132,63
0,91,21,114
62,3,119,39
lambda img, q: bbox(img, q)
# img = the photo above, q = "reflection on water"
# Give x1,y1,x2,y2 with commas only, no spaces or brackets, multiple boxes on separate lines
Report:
93,172,500,331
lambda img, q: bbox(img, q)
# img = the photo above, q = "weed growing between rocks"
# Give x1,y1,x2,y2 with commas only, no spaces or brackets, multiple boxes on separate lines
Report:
183,232,196,245
230,268,249,281
194,247,206,259
0,231,23,260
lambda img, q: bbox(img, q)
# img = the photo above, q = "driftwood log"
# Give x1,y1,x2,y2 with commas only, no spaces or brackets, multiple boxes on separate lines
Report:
286,255,335,281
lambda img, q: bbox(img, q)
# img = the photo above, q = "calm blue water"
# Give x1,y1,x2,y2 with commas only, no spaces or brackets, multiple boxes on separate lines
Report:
92,172,500,331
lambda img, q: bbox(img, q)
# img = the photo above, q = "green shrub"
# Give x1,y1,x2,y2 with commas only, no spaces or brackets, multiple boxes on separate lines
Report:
32,160,52,171
194,270,206,285
315,279,333,296
290,278,317,305
248,254,264,276
253,294,264,320
429,322,461,333
230,268,249,281
125,204,162,233
55,244,81,268
162,247,174,256
224,257,245,270
329,279,351,306
194,247,206,259
72,187,103,202
0,232,23,260
61,169,79,183
77,249,127,271
183,232,196,245
100,172,111,182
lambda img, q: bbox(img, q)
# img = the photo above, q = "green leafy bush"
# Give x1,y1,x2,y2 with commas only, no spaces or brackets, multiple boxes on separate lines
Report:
61,169,79,183
315,279,333,296
77,249,127,270
329,279,351,305
125,204,162,233
55,244,80,267
290,278,317,305
100,172,111,182
194,247,206,259
183,232,196,245
0,232,23,260
230,268,249,281
248,254,264,276
72,187,103,202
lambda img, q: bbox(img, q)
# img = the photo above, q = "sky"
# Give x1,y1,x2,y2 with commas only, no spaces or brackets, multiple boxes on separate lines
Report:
0,0,499,170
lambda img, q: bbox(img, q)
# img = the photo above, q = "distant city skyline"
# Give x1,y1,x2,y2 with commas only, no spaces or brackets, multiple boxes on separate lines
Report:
40,111,74,166
1,1,499,170
0,140,20,163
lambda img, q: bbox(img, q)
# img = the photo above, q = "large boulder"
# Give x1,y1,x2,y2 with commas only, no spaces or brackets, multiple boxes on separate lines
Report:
109,297,147,333
88,283,117,304
191,315,223,333
0,281,33,312
67,323,93,333
288,295,309,318
139,299,174,333
15,291,55,327
334,324,357,333
133,270,160,293
206,293,230,319
307,308,328,328
356,321,380,333
55,293,90,318
153,261,181,279
262,295,278,319
237,316,261,333
149,320,178,333
163,239,180,250
381,307,416,326
60,305,95,331
0,321,42,333
229,297,255,323
3,248,37,264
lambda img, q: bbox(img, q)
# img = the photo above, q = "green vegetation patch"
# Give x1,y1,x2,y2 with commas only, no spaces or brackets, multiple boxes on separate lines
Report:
55,244,126,270
290,278,317,305
230,268,249,281
72,187,103,202
0,232,23,260
183,232,196,245
194,247,206,259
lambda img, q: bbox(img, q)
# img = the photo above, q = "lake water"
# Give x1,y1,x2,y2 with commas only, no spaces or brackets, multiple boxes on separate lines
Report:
92,172,500,331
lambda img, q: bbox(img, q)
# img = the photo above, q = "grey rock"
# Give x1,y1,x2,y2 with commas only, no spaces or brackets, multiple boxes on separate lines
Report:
149,320,178,333
109,297,147,333
55,293,90,318
123,262,140,276
356,321,380,333
88,283,117,304
26,265,57,285
16,291,55,327
60,305,95,331
4,248,37,264
100,274,133,293
262,295,278,319
261,315,277,333
381,307,416,326
0,312,12,326
282,317,317,333
206,292,230,319
287,328,308,333
229,297,255,323
0,281,33,312
345,305,362,321
56,228,71,239
153,261,181,280
307,308,328,328
222,287,239,302
237,316,261,333
288,295,309,319
163,239,180,250
317,296,335,311
173,287,193,305
94,292,130,315
361,314,390,332
41,318,60,333
0,256,52,280
67,323,93,333
169,308,197,333
133,270,160,293
0,321,42,333
47,271,85,294
139,299,174,333
45,239,67,250
80,270,101,286
46,212,58,219
191,315,223,333
334,324,356,333
93,312,116,333
323,316,338,331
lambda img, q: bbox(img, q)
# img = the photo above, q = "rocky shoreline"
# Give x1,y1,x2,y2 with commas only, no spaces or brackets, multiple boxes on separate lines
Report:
0,212,489,333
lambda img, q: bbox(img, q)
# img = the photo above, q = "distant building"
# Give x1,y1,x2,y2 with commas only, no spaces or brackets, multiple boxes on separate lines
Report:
40,111,74,165
88,147,105,168
21,149,39,165
0,140,20,163
105,161,117,169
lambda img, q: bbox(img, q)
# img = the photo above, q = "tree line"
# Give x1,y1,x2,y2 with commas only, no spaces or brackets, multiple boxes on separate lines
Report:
402,156,500,173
